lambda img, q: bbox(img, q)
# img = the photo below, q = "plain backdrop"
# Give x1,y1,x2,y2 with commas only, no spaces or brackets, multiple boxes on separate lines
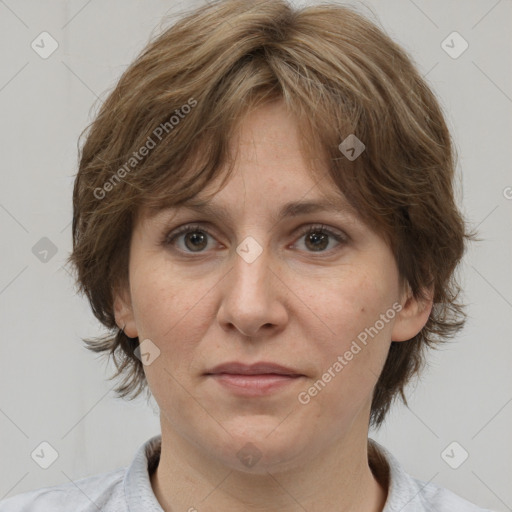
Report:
0,0,511,510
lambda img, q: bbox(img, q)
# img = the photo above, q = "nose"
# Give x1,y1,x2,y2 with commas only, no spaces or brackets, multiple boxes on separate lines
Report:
216,243,288,339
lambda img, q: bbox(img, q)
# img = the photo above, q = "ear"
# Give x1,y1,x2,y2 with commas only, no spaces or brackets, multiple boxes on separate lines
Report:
391,282,433,342
113,284,138,338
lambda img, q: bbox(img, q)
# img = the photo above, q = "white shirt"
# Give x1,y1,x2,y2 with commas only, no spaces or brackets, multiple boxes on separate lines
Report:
0,434,493,511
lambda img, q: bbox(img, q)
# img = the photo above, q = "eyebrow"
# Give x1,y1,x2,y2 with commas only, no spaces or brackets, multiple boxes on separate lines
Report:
175,197,357,224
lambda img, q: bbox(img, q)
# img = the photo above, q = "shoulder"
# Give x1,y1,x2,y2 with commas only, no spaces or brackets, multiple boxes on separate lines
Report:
405,474,494,511
0,434,162,512
368,439,494,512
0,467,125,512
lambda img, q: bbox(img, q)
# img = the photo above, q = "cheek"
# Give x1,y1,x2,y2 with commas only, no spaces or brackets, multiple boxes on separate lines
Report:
129,257,206,338
311,266,399,345
302,268,398,400
129,263,217,399
128,259,223,387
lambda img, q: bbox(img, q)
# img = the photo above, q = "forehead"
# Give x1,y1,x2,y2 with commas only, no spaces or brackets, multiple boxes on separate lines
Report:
138,101,364,227
173,192,359,223
137,182,363,235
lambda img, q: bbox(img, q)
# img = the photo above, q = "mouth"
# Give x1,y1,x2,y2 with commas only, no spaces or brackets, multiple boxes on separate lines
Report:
204,361,305,396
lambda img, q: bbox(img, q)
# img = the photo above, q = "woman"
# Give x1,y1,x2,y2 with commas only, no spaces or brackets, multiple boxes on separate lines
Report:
0,0,490,510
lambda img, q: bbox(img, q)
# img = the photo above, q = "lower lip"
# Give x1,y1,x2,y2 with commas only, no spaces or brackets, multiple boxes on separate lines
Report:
208,373,303,396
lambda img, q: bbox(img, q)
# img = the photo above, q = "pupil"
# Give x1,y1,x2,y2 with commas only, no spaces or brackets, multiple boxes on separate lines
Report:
183,230,329,252
308,232,327,251
187,232,207,250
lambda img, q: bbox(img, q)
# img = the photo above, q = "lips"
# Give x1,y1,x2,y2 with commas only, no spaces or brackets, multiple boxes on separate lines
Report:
204,361,304,397
204,361,303,377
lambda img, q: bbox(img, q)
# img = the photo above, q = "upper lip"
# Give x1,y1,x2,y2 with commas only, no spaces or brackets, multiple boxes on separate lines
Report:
205,362,303,376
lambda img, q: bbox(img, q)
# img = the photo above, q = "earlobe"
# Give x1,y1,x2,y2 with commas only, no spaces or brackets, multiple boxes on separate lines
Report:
113,288,138,339
391,284,433,342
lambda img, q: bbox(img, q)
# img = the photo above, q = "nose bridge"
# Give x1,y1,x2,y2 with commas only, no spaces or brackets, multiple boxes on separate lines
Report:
217,231,286,337
230,198,271,282
232,234,270,299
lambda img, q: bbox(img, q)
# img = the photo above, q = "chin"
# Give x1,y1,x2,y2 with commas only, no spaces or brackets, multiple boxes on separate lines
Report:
211,417,314,474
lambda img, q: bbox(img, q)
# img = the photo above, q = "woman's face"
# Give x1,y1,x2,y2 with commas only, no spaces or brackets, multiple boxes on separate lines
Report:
115,101,430,473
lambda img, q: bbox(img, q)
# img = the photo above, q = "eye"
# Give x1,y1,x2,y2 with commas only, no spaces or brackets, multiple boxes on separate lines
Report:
163,223,347,255
293,224,347,253
163,224,218,253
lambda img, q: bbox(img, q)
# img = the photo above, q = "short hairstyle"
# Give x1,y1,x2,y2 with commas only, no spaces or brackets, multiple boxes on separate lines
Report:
69,0,476,426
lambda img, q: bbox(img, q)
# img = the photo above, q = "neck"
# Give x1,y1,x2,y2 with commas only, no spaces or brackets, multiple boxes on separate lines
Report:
150,420,388,512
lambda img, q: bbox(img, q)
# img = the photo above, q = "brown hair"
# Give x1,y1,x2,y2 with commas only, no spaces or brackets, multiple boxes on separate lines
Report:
69,0,477,426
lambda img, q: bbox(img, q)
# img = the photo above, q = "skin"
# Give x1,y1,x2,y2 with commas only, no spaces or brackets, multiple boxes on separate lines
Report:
114,100,433,512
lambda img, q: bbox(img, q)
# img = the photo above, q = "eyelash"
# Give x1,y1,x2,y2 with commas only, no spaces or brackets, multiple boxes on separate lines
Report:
163,223,348,255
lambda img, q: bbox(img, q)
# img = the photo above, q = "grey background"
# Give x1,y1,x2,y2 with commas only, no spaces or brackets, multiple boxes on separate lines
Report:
0,0,511,510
